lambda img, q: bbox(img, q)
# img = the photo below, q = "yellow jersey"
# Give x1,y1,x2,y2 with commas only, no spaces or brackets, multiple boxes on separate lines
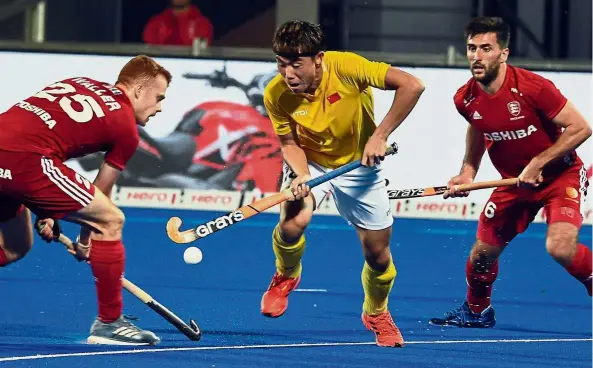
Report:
263,51,390,168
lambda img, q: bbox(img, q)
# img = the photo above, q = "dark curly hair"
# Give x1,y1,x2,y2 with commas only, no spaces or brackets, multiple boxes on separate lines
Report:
272,20,326,60
465,17,511,48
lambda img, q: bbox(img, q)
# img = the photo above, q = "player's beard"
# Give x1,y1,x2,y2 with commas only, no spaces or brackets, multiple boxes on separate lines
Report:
472,60,501,87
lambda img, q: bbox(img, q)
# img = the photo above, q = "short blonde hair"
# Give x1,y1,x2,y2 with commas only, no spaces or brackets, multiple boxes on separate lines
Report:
116,55,172,86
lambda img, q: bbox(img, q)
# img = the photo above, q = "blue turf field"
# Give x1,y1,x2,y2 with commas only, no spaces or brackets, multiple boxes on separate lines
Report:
0,207,591,367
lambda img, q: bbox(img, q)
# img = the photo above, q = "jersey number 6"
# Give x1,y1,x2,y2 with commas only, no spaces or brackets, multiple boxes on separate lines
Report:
34,82,105,123
484,201,497,219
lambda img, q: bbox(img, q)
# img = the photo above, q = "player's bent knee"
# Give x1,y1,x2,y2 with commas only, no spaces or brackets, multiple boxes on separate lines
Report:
67,189,126,240
0,233,33,265
278,217,308,242
0,208,34,265
359,228,392,270
546,239,575,263
280,197,314,233
2,243,31,265
546,222,578,262
287,210,312,230
469,240,502,267
94,205,126,241
363,248,391,270
104,206,125,238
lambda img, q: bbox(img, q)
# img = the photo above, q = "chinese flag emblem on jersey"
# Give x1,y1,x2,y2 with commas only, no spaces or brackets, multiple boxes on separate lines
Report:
327,92,341,104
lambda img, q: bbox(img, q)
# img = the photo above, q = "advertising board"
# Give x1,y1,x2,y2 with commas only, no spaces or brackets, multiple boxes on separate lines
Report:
0,51,589,222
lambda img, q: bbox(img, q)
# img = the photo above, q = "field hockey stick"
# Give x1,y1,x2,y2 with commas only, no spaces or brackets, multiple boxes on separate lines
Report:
56,233,202,341
166,142,399,244
387,178,518,200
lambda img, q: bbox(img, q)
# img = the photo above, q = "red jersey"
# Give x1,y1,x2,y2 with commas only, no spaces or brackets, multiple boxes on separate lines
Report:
454,65,582,180
0,77,138,171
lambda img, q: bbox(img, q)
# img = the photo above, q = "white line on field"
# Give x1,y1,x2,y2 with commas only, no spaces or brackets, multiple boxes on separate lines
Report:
294,289,327,292
0,337,590,362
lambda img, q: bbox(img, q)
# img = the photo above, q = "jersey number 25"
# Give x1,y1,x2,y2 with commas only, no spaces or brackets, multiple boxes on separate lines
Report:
34,82,105,123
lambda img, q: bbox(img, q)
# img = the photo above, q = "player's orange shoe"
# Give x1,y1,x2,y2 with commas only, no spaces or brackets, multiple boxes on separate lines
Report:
260,271,301,318
362,310,404,347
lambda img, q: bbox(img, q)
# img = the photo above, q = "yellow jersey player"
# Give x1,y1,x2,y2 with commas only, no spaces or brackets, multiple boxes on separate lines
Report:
261,20,425,347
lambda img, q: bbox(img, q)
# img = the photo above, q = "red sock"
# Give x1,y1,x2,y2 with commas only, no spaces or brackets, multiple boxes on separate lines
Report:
565,244,592,296
466,257,498,314
0,248,7,267
89,239,125,323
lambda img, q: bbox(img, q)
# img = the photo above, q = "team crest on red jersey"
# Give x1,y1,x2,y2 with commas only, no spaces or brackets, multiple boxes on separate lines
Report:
507,101,521,116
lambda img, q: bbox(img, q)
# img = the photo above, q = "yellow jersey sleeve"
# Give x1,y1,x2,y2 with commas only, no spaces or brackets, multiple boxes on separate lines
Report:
263,86,292,136
331,51,391,90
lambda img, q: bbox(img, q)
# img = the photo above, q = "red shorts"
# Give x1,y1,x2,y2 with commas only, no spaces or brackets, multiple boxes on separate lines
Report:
0,151,95,222
477,164,589,247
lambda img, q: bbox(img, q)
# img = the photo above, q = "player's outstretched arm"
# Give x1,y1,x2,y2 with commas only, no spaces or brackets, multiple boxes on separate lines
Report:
518,101,591,187
262,76,310,182
372,67,425,140
278,132,309,178
361,66,424,166
460,124,487,179
333,53,424,165
531,101,592,168
444,125,486,198
278,131,312,200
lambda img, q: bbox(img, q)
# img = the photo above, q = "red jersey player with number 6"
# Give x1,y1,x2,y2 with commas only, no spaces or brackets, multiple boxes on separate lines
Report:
0,55,171,345
430,17,592,328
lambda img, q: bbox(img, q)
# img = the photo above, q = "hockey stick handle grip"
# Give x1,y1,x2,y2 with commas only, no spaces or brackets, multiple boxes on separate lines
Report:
305,142,398,188
456,178,518,191
387,178,519,200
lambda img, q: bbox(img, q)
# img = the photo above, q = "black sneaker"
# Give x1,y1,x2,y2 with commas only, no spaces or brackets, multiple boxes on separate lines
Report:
429,301,496,328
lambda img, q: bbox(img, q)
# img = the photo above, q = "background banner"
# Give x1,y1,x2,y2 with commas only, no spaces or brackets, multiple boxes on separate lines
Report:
0,51,590,222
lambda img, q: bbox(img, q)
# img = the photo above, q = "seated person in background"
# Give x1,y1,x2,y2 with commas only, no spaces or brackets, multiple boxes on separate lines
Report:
143,0,213,46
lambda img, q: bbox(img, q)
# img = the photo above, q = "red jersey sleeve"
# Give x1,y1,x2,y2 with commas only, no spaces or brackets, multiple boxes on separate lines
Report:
534,77,568,120
453,85,471,123
455,101,470,122
103,110,139,171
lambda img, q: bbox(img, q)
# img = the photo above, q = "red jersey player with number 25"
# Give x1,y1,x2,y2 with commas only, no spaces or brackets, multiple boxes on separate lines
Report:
430,17,592,328
0,55,171,345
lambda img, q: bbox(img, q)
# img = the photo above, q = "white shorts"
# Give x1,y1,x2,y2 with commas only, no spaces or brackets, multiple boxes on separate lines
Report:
281,161,393,230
